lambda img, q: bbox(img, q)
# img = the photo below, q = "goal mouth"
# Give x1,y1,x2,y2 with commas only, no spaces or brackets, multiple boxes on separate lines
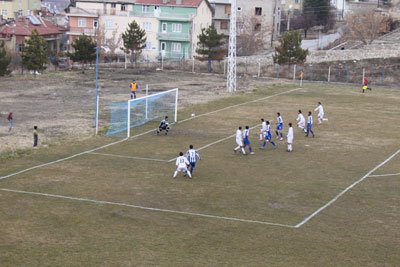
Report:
106,88,178,138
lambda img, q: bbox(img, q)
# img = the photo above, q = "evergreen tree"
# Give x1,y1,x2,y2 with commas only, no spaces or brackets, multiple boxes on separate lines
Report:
303,0,331,26
273,31,308,65
67,34,96,73
22,29,48,78
195,25,225,73
121,21,147,63
0,41,11,76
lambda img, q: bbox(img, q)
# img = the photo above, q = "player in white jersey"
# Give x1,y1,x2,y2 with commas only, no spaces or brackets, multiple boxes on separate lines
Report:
305,111,315,137
259,118,268,140
234,126,246,154
173,152,191,178
287,123,294,152
314,102,328,124
296,110,306,131
275,112,284,141
243,126,254,154
186,145,201,176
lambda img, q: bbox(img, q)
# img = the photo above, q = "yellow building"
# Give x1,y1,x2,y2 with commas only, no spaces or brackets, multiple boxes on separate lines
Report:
1,0,42,20
281,0,303,12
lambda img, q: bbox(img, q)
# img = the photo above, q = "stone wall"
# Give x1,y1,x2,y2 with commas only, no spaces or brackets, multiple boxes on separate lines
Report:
305,44,400,64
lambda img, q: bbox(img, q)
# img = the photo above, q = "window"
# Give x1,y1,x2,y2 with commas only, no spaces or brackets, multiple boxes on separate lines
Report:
220,21,228,30
105,19,113,29
162,23,167,32
17,43,24,52
121,4,126,11
93,20,98,28
225,5,231,15
2,10,6,17
171,43,181,52
255,7,262,16
142,5,150,13
26,10,30,16
143,22,152,31
111,3,116,8
17,10,22,17
145,42,151,50
172,23,182,33
78,18,87,27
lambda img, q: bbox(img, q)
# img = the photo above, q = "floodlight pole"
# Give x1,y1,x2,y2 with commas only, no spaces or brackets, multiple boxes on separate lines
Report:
227,0,237,92
95,46,99,135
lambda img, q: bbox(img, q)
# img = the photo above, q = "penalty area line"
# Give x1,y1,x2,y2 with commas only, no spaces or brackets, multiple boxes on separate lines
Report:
0,188,296,228
295,148,400,228
368,173,400,177
90,152,169,162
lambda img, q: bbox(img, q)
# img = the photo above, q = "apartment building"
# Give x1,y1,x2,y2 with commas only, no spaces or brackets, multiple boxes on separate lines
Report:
1,0,41,20
134,0,213,60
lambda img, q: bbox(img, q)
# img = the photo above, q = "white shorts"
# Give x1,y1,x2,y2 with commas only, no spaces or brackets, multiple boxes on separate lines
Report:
287,138,293,143
177,166,188,172
236,139,243,146
298,121,305,128
319,113,324,118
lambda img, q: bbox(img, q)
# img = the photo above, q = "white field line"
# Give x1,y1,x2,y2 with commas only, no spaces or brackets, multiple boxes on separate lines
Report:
178,88,304,124
0,138,128,181
0,188,296,228
90,152,169,163
295,148,400,228
369,173,400,177
1,88,301,180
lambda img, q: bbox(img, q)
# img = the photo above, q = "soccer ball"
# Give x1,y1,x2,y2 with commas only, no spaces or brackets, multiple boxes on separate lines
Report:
191,113,195,117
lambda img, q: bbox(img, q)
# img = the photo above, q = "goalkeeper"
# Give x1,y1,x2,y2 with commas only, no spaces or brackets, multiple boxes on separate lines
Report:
157,116,170,135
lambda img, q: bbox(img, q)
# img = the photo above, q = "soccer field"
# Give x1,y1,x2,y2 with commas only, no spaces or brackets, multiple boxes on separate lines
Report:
0,83,399,266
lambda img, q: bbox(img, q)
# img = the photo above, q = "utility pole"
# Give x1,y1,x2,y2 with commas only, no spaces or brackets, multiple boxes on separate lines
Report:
227,0,237,92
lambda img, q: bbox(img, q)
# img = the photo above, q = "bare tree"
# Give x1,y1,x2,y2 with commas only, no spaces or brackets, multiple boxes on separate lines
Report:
236,16,271,56
344,10,392,45
106,28,122,61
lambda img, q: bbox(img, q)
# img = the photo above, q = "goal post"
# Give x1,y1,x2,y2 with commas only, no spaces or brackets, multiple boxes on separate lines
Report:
106,87,178,138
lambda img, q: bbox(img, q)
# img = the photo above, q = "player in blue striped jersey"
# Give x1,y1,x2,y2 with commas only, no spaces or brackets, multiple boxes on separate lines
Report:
186,145,201,176
260,121,277,150
275,112,284,141
243,126,255,154
305,111,315,137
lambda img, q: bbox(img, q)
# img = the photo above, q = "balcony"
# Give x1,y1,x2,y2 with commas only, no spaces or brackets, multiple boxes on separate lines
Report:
66,27,96,36
157,32,190,42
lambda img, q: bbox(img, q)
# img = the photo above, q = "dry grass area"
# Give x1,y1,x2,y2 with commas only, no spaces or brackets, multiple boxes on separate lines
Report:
0,69,277,154
0,81,400,266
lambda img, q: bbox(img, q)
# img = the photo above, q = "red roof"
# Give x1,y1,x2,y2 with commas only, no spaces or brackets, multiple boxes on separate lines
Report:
0,17,63,36
135,0,204,7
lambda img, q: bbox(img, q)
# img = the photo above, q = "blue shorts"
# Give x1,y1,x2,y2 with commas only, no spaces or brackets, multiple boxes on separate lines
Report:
307,123,312,129
190,162,196,169
244,138,250,146
276,124,283,131
265,133,272,140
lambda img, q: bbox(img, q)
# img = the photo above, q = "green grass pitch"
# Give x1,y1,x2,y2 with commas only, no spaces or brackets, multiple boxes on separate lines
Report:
0,83,399,266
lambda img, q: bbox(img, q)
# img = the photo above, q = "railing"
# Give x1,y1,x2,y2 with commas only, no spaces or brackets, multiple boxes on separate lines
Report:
130,11,194,20
67,27,96,35
157,32,190,41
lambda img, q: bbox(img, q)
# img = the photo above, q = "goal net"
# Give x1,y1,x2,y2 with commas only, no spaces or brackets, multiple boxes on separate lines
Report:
106,88,178,138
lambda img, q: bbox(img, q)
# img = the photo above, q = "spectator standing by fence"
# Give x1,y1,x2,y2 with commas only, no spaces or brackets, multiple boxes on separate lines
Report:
33,126,38,147
7,112,13,132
